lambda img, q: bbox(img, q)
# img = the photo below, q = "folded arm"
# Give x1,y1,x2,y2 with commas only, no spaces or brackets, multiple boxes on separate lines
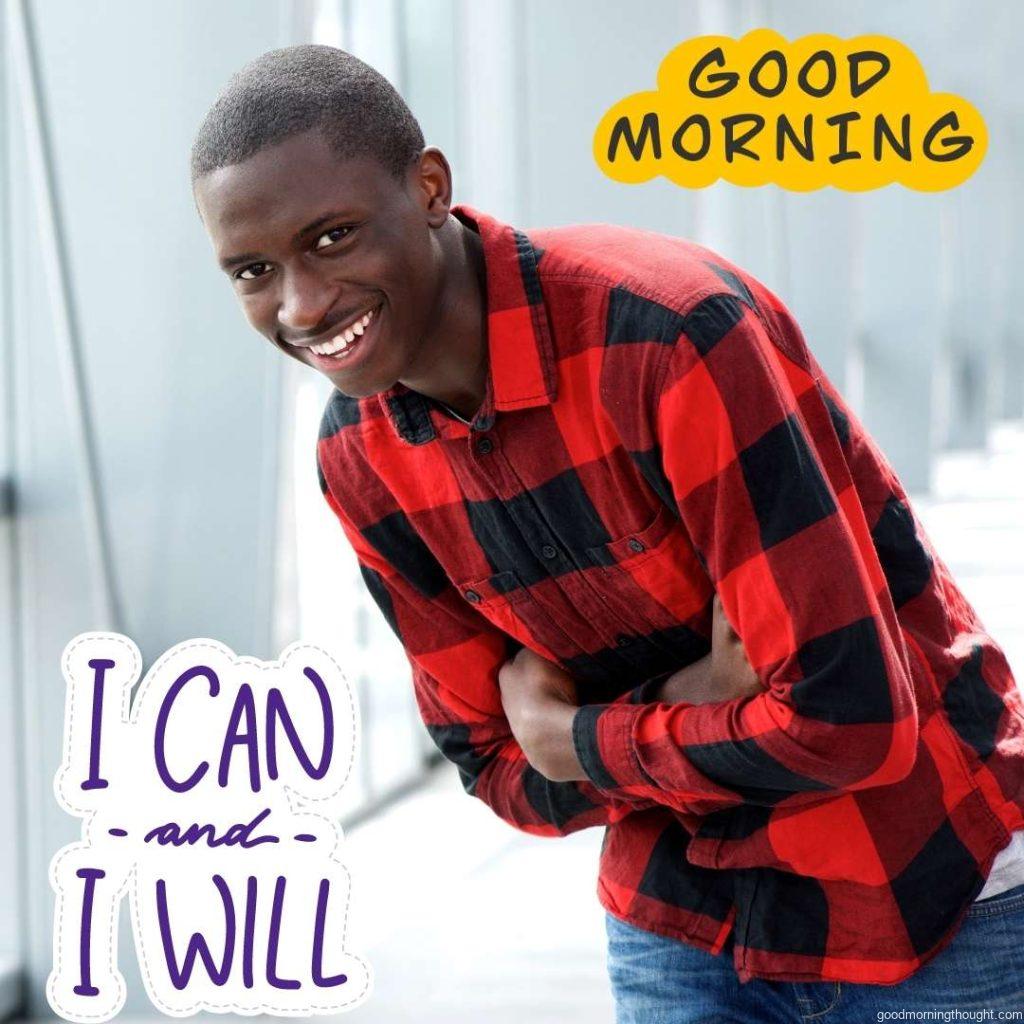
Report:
570,293,920,817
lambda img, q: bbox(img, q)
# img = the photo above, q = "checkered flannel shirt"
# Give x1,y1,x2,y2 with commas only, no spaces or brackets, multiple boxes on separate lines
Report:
315,204,1024,984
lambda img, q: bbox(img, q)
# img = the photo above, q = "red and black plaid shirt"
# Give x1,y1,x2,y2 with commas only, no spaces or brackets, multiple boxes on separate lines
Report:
316,204,1024,985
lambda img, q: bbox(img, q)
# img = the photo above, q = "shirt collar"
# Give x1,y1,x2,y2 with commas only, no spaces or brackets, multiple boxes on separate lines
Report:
377,204,556,444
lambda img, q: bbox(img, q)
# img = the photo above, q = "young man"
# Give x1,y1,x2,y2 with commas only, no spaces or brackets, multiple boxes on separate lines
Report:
191,44,1024,1021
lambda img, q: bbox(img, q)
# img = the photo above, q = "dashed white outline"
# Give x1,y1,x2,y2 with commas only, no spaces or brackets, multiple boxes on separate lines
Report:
48,632,373,1021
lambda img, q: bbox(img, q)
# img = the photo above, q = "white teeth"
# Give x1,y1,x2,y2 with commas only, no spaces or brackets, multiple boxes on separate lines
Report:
311,305,380,358
308,305,377,356
312,335,347,356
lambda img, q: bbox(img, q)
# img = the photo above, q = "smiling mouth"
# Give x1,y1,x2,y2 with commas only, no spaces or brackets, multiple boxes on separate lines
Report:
304,305,380,359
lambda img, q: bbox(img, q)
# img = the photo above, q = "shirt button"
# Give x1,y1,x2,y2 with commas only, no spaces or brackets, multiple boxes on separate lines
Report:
476,437,494,455
464,589,482,603
627,537,645,553
541,544,557,559
616,634,633,647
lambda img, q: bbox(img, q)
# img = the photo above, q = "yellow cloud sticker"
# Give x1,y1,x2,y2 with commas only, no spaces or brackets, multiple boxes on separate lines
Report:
593,30,987,192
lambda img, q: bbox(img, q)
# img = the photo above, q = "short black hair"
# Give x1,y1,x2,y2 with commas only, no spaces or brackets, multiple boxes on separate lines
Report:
190,44,424,186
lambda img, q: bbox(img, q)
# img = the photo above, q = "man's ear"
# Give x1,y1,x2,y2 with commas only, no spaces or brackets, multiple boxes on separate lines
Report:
412,146,453,228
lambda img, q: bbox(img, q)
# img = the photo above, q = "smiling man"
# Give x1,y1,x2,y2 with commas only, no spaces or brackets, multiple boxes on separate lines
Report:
191,44,1024,1023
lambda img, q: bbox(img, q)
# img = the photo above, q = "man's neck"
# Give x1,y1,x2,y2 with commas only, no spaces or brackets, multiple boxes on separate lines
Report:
397,214,488,423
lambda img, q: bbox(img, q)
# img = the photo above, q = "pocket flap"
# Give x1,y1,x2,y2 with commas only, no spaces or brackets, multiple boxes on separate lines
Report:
586,503,676,566
455,569,523,606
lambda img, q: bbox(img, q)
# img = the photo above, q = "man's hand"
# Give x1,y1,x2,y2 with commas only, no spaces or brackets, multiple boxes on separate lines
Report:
497,646,586,782
497,593,763,782
655,594,763,704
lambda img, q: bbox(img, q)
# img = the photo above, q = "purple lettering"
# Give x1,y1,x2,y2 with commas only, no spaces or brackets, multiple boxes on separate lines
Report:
266,667,334,783
311,879,348,988
155,666,218,793
266,876,301,990
156,874,235,990
218,684,260,792
143,808,278,848
81,659,114,791
73,868,105,996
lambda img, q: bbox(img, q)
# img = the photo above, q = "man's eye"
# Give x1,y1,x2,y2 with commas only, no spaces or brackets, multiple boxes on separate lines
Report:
314,226,352,250
237,262,270,281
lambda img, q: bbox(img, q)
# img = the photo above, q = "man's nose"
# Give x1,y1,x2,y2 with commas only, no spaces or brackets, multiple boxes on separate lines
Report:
277,265,336,334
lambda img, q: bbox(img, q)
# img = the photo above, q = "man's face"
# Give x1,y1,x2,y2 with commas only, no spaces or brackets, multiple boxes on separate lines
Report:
194,130,448,397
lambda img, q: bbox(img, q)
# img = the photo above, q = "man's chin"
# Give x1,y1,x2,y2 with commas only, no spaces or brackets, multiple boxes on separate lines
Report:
323,371,394,400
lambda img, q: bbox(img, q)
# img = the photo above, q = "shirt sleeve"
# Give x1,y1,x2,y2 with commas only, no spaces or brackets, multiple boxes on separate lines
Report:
571,291,920,817
316,453,663,837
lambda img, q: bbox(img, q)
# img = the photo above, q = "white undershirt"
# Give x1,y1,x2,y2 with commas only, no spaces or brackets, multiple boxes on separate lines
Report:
976,828,1024,900
432,397,474,426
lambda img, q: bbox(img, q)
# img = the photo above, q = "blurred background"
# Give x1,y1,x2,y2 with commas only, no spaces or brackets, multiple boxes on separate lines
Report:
1,0,1022,1021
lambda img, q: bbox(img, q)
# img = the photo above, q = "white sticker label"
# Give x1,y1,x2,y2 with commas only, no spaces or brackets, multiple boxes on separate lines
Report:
48,633,372,1020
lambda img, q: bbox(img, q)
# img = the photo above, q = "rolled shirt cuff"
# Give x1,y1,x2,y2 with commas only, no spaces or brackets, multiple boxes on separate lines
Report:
572,703,654,792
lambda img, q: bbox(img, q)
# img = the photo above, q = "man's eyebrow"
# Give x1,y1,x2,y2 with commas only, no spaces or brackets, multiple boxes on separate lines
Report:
220,250,263,271
219,211,357,271
294,210,354,240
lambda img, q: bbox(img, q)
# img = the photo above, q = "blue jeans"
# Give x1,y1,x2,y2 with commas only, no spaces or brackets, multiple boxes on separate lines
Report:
606,881,1024,1023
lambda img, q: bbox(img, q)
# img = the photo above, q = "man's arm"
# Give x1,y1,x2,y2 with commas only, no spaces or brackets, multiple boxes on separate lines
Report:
498,596,762,780
569,292,920,817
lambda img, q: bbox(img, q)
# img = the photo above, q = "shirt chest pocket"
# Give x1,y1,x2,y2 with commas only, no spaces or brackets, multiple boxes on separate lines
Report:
583,501,679,571
580,503,714,647
451,503,714,686
453,567,597,666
